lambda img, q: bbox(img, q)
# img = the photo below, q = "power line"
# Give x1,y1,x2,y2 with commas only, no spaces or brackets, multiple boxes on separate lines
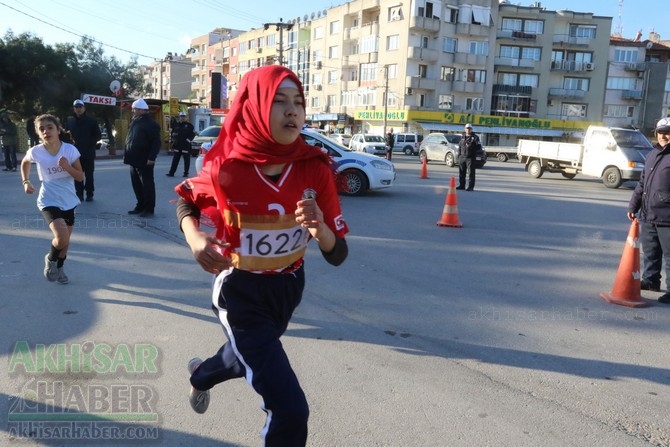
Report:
0,0,159,59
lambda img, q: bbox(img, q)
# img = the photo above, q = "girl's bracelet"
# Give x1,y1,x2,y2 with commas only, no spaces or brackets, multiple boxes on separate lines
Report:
22,179,30,185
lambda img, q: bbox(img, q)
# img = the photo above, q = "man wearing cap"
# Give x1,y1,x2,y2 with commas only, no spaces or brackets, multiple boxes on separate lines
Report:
628,118,670,303
456,123,481,191
124,99,161,217
166,111,196,177
65,99,101,201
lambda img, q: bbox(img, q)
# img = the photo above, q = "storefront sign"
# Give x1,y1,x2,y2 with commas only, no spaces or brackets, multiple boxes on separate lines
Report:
81,94,116,106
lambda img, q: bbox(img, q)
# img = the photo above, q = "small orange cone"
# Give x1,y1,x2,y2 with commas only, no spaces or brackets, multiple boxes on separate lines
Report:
420,157,429,179
437,177,462,228
600,219,649,308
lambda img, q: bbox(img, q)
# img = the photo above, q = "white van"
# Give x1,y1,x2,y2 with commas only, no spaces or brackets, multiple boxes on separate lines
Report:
392,133,422,155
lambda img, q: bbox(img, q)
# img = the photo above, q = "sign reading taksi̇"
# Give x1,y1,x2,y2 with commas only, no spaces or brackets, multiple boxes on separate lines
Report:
82,94,117,106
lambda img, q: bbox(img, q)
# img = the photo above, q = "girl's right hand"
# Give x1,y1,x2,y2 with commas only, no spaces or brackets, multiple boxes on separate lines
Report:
188,230,232,274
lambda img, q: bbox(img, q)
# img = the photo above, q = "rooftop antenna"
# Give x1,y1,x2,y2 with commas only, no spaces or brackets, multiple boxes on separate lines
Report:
614,0,623,36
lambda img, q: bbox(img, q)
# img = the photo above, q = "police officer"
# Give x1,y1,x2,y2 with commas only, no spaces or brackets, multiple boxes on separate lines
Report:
456,123,481,191
166,111,196,178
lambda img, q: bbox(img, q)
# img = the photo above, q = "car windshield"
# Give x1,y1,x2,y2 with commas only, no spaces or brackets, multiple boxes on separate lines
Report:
363,135,385,143
198,126,221,137
610,129,653,149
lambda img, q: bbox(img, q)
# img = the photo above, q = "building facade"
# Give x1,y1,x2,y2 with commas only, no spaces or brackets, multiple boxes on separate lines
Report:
174,0,669,142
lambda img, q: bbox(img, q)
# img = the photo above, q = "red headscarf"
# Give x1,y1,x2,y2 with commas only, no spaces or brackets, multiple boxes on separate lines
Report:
204,65,327,166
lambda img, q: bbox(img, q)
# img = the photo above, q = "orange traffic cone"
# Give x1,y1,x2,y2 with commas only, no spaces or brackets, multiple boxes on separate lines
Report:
600,219,649,308
436,177,462,228
420,157,429,179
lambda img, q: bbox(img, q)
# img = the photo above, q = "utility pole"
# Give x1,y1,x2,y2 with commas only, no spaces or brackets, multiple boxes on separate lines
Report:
263,18,294,66
383,65,389,134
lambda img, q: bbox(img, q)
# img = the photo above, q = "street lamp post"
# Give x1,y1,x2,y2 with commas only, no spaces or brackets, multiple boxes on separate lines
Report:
383,65,389,134
263,18,294,66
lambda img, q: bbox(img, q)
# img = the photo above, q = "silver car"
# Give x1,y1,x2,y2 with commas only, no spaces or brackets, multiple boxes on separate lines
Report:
419,132,486,168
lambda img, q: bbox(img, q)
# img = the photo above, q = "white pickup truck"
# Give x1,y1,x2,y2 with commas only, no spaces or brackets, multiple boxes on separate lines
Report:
517,126,653,188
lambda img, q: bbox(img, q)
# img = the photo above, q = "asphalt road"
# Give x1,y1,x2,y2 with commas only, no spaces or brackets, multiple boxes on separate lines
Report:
1,153,668,446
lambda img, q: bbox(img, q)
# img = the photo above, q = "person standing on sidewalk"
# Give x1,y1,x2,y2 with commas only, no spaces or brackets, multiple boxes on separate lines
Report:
166,111,195,177
457,123,481,191
65,99,101,201
0,113,18,171
627,118,670,303
174,65,349,446
123,99,160,217
21,114,83,284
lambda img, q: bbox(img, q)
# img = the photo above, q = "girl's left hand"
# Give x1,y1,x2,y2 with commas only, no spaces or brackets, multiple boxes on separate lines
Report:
58,156,70,169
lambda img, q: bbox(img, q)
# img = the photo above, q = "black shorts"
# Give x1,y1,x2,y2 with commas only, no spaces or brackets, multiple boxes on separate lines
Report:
41,206,76,226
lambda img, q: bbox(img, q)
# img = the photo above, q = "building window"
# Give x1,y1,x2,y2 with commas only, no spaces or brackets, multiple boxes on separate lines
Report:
314,26,324,39
328,70,338,84
605,105,634,118
389,6,402,22
613,49,637,63
438,94,453,110
387,64,398,79
607,77,637,90
327,95,336,107
360,63,377,81
521,47,540,60
469,41,488,56
564,77,589,91
570,24,596,39
329,46,339,59
464,69,486,83
440,66,455,81
445,7,458,23
330,20,341,35
418,64,428,78
387,35,399,51
562,103,587,117
311,96,320,108
465,97,484,112
442,37,457,53
361,35,379,53
519,74,539,87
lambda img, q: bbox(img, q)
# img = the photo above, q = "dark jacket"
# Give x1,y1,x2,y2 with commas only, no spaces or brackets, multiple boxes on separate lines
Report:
0,118,17,146
628,143,670,224
171,121,196,152
124,114,161,168
458,132,481,158
385,132,395,149
65,113,101,159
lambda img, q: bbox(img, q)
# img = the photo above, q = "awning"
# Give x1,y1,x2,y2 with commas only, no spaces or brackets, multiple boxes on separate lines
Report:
416,122,565,137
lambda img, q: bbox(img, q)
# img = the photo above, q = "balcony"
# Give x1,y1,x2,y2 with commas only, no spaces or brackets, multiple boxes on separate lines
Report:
497,29,538,41
407,46,438,62
622,90,643,100
552,34,592,47
550,60,594,72
456,23,490,37
624,62,647,72
548,88,585,98
452,80,485,93
493,84,532,95
409,16,440,33
494,57,537,69
454,52,487,66
406,76,437,91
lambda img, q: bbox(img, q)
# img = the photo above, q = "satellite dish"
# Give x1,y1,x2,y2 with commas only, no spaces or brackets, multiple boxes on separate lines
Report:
646,41,653,49
303,14,309,22
323,10,327,16
317,11,322,18
310,12,315,19
109,80,121,93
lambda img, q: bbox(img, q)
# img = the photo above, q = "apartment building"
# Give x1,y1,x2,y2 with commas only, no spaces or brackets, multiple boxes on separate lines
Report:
142,53,195,101
604,32,670,133
183,1,669,143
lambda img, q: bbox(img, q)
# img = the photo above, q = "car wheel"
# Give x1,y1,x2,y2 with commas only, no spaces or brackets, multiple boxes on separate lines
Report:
419,150,428,162
340,169,368,196
602,167,623,189
404,146,413,155
445,152,455,167
496,153,508,162
528,160,544,178
561,172,577,179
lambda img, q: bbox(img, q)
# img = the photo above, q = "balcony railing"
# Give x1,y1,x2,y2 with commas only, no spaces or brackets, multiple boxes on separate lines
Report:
622,90,643,100
497,29,538,40
492,84,532,95
550,60,593,72
494,57,536,69
407,46,438,62
409,16,440,33
552,34,592,47
548,88,585,98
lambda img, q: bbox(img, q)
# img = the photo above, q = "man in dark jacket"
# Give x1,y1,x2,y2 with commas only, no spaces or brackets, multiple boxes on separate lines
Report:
628,118,670,303
166,111,196,177
385,128,394,161
0,114,18,171
456,123,481,191
124,99,161,217
65,99,101,201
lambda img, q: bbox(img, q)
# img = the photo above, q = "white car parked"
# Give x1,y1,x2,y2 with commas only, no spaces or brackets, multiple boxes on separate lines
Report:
196,129,395,196
348,134,387,157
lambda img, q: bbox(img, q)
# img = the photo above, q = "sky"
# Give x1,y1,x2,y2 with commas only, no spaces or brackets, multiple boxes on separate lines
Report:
0,0,667,64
